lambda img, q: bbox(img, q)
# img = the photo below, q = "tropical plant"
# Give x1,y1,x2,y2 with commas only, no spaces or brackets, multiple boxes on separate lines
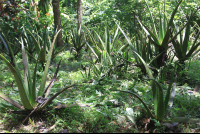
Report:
116,20,200,123
0,29,77,123
20,27,36,57
171,15,200,65
70,26,86,59
84,24,129,79
115,21,177,122
130,31,159,75
137,0,183,68
169,12,200,83
80,64,92,81
23,24,67,70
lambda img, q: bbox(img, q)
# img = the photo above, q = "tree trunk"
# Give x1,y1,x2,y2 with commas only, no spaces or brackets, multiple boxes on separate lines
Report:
77,0,82,32
74,0,82,59
52,0,63,47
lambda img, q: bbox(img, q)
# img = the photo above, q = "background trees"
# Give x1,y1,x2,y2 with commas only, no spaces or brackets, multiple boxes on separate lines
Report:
52,0,63,47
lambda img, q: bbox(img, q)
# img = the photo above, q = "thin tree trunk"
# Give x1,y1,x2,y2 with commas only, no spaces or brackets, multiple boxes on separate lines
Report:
77,0,82,32
52,0,63,47
75,0,82,59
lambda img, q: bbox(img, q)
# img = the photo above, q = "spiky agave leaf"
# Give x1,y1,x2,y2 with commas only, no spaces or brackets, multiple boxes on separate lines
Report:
0,54,33,110
0,93,24,110
37,29,62,97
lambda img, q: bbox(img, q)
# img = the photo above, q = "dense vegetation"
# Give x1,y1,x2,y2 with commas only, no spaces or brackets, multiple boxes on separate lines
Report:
0,0,200,133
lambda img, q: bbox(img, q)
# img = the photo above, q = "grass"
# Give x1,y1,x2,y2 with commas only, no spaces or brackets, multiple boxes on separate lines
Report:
1,51,200,133
184,59,200,86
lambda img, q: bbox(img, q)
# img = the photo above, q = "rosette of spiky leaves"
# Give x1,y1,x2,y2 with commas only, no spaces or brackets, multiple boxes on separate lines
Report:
70,26,86,58
23,24,67,69
0,29,67,111
115,22,176,122
171,14,200,64
136,0,183,68
84,24,129,79
132,31,162,74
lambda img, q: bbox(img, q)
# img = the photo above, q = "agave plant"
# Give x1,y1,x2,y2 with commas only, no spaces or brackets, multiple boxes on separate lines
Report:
134,33,153,64
130,31,161,75
169,14,200,83
115,22,177,122
23,24,67,70
137,0,183,68
84,24,129,80
70,26,86,59
171,16,200,65
115,20,200,122
0,29,77,121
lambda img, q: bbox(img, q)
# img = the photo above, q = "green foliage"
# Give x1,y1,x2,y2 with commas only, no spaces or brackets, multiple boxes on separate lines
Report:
171,84,200,117
69,27,86,59
0,1,26,57
180,59,200,86
137,0,183,68
115,22,179,122
22,24,67,69
1,0,200,132
171,13,200,64
85,23,129,79
0,29,66,111
38,0,51,15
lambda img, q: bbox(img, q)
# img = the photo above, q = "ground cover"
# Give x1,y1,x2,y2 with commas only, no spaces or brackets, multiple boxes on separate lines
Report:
1,51,200,133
